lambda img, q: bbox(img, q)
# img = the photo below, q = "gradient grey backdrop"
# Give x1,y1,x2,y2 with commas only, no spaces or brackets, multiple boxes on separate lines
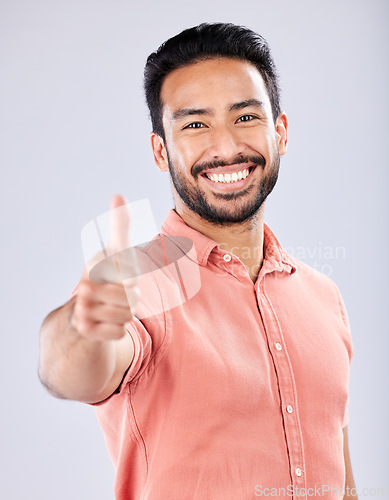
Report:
1,0,388,498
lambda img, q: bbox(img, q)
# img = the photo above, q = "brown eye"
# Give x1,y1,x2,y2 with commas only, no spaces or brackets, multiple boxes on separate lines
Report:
236,114,257,123
184,122,205,129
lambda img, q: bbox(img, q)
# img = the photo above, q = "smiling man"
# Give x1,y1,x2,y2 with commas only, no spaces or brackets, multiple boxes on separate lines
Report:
156,60,283,226
39,23,357,499
150,55,287,282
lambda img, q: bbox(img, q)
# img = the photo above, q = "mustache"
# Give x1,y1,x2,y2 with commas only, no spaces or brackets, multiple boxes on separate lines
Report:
192,154,266,177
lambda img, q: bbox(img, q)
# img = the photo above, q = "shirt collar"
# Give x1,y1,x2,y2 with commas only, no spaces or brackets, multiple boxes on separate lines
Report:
161,209,296,275
262,222,297,275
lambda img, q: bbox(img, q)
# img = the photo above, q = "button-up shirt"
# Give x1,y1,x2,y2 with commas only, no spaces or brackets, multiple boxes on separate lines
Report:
94,209,353,500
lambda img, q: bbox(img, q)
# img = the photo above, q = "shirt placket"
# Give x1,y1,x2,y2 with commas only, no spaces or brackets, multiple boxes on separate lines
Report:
256,274,308,500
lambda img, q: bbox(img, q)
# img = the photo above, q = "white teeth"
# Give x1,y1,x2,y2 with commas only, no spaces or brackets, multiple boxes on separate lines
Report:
206,168,251,184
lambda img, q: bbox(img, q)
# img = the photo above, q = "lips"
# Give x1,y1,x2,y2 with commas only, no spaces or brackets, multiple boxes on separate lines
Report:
204,167,252,183
201,165,256,191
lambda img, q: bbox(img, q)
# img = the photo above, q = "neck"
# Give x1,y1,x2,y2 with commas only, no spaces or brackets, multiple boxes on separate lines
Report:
175,202,266,283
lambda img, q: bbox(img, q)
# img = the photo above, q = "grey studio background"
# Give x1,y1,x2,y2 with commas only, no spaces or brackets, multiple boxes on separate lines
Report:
1,0,388,498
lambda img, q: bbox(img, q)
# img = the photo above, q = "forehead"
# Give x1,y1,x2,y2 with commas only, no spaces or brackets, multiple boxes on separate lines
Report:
160,57,271,119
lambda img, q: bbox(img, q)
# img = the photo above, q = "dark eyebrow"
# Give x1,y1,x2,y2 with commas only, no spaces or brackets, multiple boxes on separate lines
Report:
229,99,265,112
171,107,214,120
171,99,265,121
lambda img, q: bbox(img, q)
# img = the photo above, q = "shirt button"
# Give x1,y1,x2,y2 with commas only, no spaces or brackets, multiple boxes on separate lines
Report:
275,342,282,351
286,405,293,413
296,467,302,476
223,254,232,262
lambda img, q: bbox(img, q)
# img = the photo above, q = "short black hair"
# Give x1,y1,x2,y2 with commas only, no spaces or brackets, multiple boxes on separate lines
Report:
144,22,281,140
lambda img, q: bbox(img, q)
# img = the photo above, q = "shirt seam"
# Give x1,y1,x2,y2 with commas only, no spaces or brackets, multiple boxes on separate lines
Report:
335,283,349,330
129,253,169,385
127,383,149,480
123,253,171,488
332,281,354,363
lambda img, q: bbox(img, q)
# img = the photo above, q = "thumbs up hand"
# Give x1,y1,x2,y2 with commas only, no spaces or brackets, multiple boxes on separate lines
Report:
70,195,140,341
88,195,140,284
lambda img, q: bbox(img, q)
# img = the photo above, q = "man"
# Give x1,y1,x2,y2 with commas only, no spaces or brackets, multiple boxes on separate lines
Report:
39,23,357,499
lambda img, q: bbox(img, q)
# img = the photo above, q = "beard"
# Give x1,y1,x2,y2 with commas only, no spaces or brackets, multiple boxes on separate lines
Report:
166,148,280,226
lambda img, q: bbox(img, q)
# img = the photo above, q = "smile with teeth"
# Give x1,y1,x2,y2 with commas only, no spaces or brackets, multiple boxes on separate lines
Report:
204,168,252,184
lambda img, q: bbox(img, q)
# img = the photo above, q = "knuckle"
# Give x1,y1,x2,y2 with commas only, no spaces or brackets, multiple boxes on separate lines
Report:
73,298,90,319
112,327,127,340
78,319,96,337
78,280,96,298
72,303,97,336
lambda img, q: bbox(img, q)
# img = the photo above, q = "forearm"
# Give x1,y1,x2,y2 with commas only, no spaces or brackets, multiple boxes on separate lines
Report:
343,478,358,499
343,426,358,499
344,489,358,500
38,298,119,403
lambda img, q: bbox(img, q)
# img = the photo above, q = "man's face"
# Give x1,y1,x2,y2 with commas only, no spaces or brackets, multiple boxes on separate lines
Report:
152,57,288,225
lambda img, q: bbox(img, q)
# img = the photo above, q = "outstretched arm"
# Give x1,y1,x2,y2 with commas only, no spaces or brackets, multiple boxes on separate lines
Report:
39,195,139,403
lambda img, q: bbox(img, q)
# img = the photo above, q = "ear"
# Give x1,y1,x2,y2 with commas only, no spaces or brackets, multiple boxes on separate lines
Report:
151,132,169,172
275,112,288,156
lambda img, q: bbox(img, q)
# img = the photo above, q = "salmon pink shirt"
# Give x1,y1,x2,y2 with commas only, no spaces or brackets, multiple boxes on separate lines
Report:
89,210,353,499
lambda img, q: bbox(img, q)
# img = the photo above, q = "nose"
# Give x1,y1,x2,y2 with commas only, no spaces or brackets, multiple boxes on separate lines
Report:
207,126,244,160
